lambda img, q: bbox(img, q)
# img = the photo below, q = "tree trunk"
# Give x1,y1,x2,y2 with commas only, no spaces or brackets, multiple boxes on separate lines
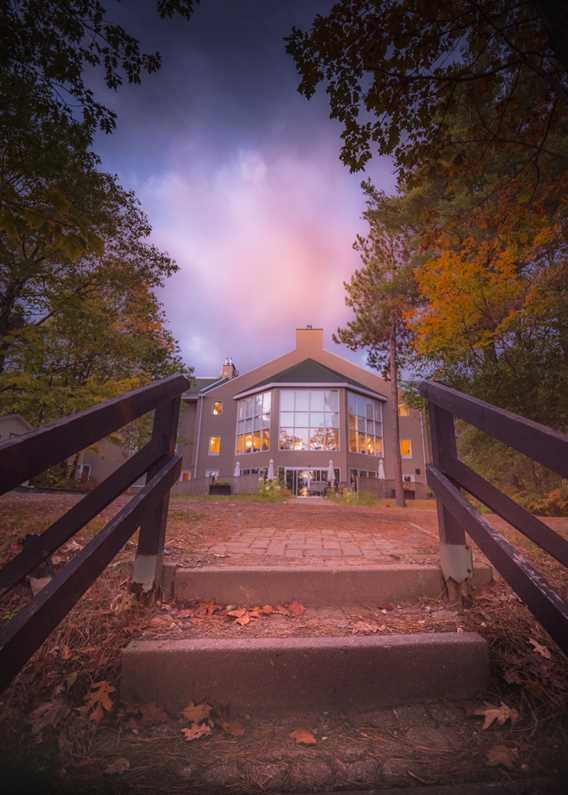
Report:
389,326,406,508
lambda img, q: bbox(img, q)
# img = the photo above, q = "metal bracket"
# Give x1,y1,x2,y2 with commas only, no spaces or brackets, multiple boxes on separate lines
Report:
439,542,473,585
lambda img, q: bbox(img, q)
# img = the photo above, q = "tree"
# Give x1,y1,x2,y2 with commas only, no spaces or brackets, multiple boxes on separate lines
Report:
286,0,568,177
334,187,419,507
1,0,198,135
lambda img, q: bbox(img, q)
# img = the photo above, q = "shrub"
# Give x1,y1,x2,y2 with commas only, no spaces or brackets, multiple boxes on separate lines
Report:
256,479,291,501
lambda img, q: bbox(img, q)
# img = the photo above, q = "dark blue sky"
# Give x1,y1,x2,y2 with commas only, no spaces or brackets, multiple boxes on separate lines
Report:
94,1,396,376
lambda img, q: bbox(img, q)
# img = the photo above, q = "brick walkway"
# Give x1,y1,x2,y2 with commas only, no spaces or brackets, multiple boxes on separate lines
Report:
172,498,442,568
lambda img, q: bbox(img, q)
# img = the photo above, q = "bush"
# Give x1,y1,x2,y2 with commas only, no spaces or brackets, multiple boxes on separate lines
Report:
256,479,291,501
519,484,568,517
330,488,377,507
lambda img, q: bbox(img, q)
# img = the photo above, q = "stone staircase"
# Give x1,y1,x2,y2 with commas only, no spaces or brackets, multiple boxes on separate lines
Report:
121,562,493,715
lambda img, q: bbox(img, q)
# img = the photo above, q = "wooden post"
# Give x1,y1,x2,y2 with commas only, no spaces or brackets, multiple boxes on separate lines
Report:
428,402,473,601
131,397,181,597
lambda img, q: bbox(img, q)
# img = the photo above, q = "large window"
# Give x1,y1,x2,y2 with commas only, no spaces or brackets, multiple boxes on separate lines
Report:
235,390,271,454
348,392,383,455
279,389,339,451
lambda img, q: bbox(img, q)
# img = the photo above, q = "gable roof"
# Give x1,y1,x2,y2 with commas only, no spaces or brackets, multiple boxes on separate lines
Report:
183,376,227,399
234,358,386,400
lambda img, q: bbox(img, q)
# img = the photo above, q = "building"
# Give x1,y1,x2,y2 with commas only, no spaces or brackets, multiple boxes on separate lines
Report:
177,327,430,497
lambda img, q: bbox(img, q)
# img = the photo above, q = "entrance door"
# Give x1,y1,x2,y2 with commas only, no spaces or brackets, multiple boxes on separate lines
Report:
285,468,340,496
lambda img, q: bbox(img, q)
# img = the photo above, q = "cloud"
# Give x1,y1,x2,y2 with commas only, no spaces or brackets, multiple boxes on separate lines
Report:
139,139,370,374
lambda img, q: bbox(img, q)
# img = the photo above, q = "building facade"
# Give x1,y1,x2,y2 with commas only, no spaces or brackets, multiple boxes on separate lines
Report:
177,327,430,497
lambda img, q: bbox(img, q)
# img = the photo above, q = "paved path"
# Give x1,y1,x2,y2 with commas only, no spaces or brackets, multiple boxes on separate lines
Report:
167,498,442,568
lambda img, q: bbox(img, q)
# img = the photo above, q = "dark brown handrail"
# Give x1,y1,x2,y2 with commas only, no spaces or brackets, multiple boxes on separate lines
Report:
0,373,189,691
419,380,568,655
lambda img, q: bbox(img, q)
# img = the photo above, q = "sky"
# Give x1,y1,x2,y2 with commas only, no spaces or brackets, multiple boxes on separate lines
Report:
94,0,396,377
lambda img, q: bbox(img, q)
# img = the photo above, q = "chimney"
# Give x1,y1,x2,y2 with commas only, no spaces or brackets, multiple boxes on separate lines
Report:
295,326,324,354
221,357,238,379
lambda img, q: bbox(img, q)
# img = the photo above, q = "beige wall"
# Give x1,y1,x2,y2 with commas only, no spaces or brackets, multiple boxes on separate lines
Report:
177,328,430,491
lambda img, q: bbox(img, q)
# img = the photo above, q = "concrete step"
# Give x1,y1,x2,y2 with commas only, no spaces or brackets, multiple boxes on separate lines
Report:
171,563,493,607
121,631,488,714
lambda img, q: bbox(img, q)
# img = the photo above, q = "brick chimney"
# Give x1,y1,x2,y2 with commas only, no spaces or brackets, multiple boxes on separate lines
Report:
295,326,324,354
221,357,238,379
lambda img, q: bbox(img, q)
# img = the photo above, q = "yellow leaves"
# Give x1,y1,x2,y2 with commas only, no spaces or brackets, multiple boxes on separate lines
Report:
83,680,115,723
289,728,318,746
181,723,212,742
219,719,245,737
472,702,519,730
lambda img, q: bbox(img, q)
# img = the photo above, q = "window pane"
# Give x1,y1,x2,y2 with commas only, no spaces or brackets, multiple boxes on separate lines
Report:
245,418,253,433
295,391,309,411
208,436,221,455
293,428,309,450
349,430,357,452
262,430,270,450
253,430,261,451
263,391,271,412
280,390,294,411
245,432,253,453
237,402,246,420
245,398,253,418
324,390,338,411
348,392,357,413
400,439,412,457
279,428,293,450
236,434,244,454
399,403,409,416
326,429,339,450
294,412,310,428
254,394,263,415
357,431,366,453
212,401,223,416
309,390,324,411
309,412,325,428
376,437,384,455
309,427,326,450
280,412,294,427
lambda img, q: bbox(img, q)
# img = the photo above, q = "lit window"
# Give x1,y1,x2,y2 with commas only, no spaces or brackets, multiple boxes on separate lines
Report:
209,436,221,455
235,391,271,454
399,403,409,416
400,439,412,458
347,392,383,455
212,401,223,416
279,389,339,451
180,470,191,481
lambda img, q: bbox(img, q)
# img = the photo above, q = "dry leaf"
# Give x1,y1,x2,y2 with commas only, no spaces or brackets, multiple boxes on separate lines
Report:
352,621,380,634
528,638,552,659
149,615,176,628
272,604,290,615
227,608,247,618
220,719,245,737
288,600,306,617
236,613,251,626
83,680,115,722
289,728,317,746
260,605,274,615
194,600,220,617
473,702,519,730
105,757,130,775
181,702,212,723
487,745,518,769
176,608,195,619
181,723,212,742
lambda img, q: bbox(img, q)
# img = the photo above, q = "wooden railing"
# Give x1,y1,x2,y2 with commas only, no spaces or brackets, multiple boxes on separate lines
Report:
419,380,568,656
0,373,189,691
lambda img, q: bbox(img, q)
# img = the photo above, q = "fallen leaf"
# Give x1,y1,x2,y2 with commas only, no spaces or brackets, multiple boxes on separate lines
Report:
487,745,518,769
272,604,290,616
288,600,306,617
181,723,212,742
289,728,317,746
473,702,519,730
236,613,251,626
227,608,246,618
194,600,220,617
352,621,380,634
83,680,115,722
181,702,212,723
260,605,274,615
175,608,195,619
220,719,245,737
105,757,130,775
149,615,176,628
529,638,552,659
61,539,83,553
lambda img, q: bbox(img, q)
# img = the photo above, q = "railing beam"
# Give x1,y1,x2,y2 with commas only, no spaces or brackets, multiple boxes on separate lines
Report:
428,403,473,594
131,397,181,596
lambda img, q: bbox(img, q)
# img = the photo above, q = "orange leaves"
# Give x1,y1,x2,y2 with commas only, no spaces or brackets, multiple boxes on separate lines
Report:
83,680,115,723
472,702,519,731
219,719,245,737
182,723,212,742
226,601,306,627
287,600,306,617
289,727,317,746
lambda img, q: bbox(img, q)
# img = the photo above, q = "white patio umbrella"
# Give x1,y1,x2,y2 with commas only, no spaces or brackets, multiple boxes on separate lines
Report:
378,458,385,480
233,461,241,477
327,459,335,484
267,459,275,481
